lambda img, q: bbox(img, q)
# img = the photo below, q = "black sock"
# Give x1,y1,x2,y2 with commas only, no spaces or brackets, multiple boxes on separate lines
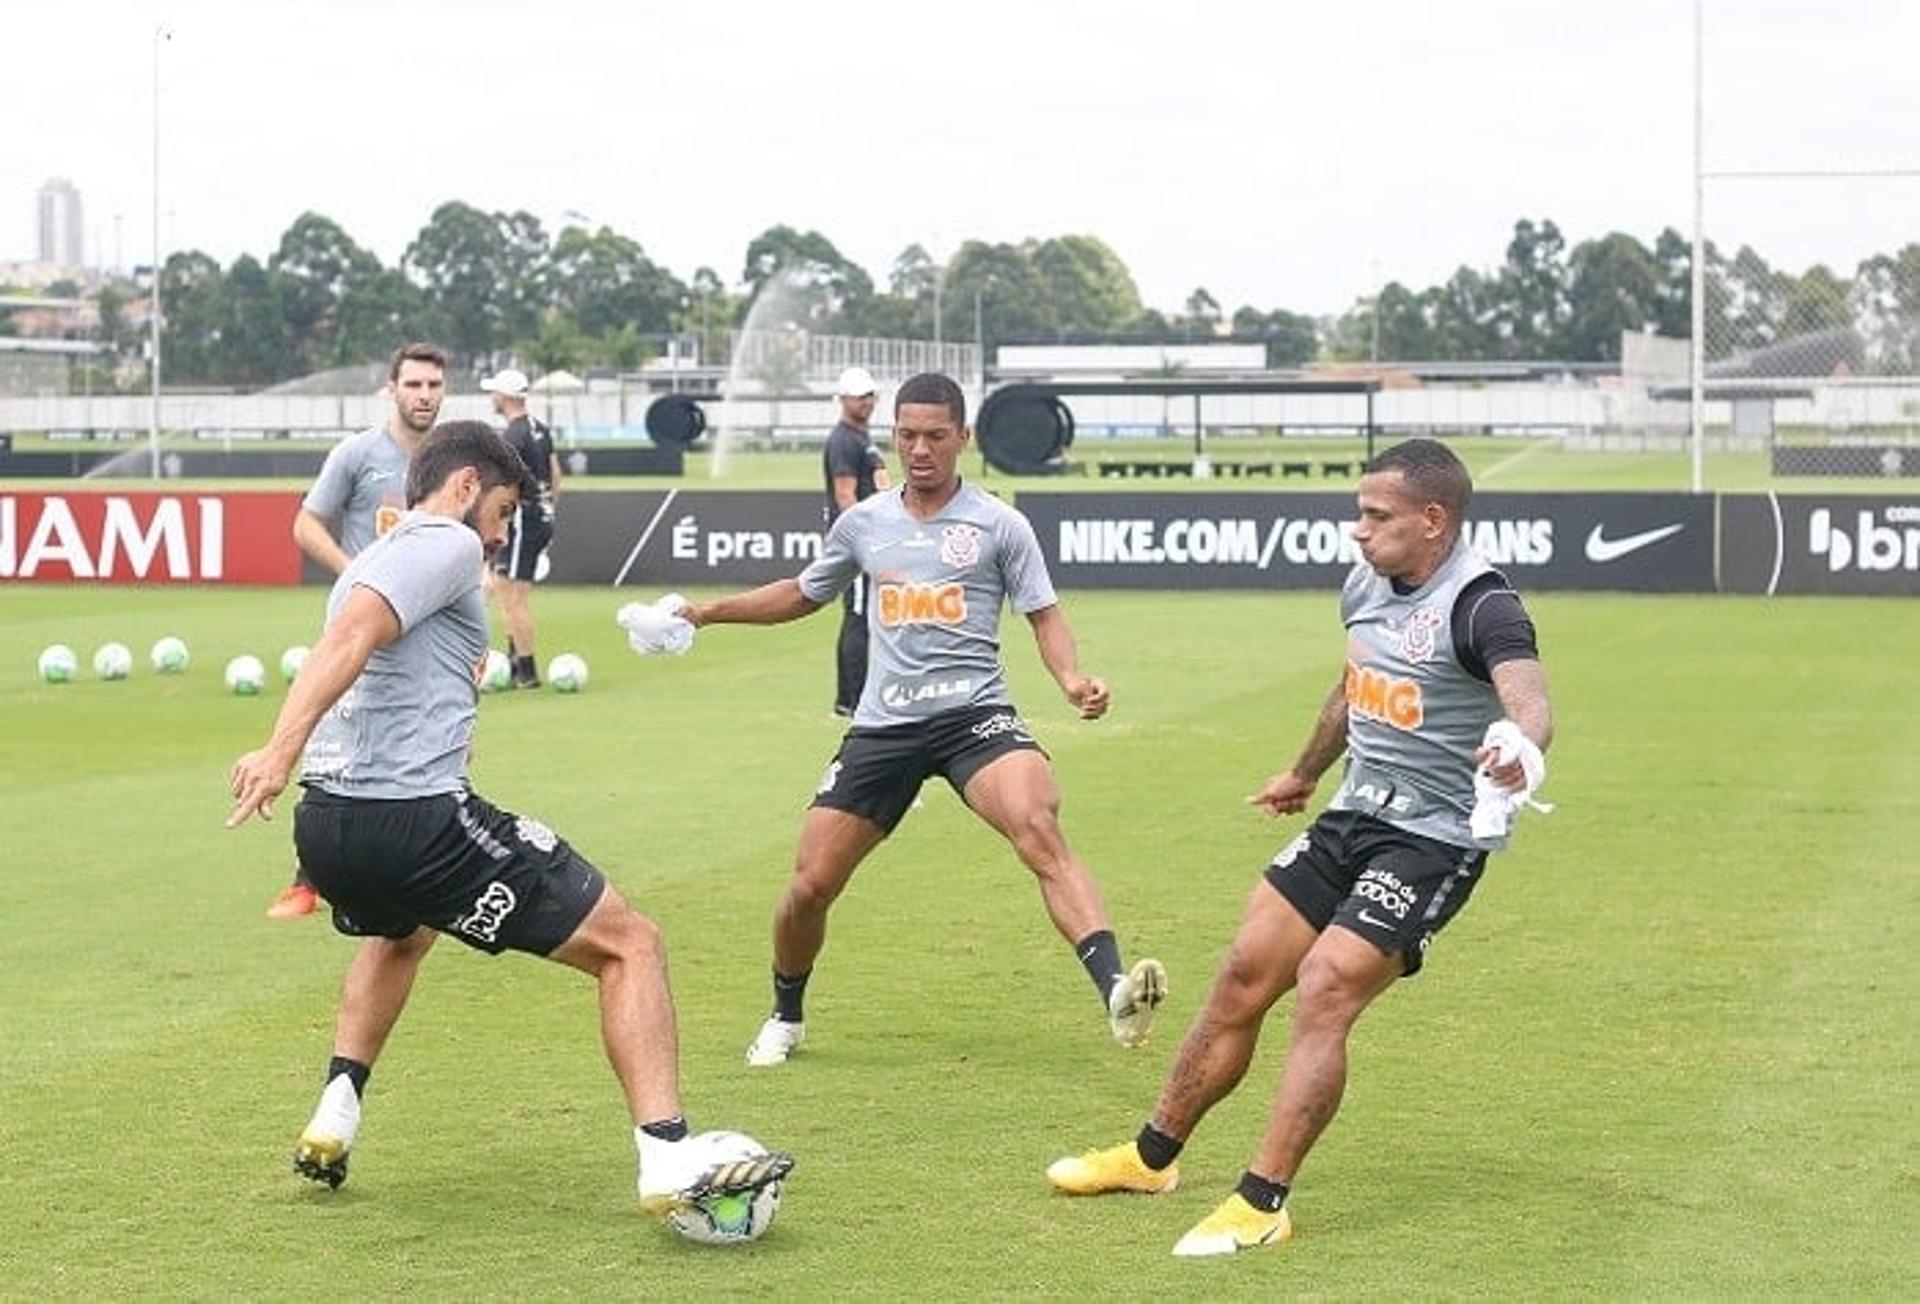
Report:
1135,1122,1184,1171
640,1115,689,1142
327,1056,370,1099
771,968,810,1023
1074,929,1125,1003
514,654,538,677
506,638,518,658
1236,1170,1290,1213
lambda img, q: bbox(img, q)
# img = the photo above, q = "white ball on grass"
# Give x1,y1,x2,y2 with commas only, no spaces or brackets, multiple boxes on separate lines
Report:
151,636,190,673
224,654,266,696
93,642,134,680
478,649,512,693
38,644,78,683
547,652,589,693
663,1131,785,1246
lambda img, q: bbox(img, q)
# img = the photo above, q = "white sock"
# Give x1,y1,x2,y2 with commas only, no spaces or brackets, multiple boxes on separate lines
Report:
308,1074,362,1146
635,1128,688,1183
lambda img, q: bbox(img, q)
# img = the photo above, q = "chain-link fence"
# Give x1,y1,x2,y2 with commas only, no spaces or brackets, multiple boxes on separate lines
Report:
1692,173,1920,480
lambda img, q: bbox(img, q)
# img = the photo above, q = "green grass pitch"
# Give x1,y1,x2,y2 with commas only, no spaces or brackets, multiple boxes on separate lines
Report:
1,584,1915,1297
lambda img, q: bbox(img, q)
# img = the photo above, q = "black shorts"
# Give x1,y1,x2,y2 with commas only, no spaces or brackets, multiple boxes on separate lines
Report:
1263,809,1488,977
494,505,553,582
810,704,1046,833
293,787,605,956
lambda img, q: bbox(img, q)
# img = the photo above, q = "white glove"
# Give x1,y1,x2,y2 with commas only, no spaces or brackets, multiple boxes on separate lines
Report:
1468,720,1552,841
615,593,695,656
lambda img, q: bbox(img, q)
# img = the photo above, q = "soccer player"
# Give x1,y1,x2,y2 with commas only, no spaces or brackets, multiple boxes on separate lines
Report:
672,372,1166,1067
1045,438,1554,1258
821,365,890,717
480,366,561,689
265,341,447,920
226,421,791,1215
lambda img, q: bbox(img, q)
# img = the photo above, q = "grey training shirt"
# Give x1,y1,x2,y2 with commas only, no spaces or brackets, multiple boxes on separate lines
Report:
301,513,488,798
1328,537,1509,849
302,426,412,557
797,481,1058,728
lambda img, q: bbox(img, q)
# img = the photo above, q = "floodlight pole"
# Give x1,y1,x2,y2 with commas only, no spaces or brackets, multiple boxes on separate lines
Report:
1689,0,1706,495
149,24,169,481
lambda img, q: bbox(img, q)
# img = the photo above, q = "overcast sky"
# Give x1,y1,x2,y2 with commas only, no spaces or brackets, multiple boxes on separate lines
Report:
8,0,1918,316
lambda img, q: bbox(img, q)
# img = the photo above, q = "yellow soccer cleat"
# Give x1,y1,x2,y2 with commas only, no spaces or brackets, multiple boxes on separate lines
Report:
1171,1192,1294,1258
1045,1141,1180,1196
292,1130,350,1190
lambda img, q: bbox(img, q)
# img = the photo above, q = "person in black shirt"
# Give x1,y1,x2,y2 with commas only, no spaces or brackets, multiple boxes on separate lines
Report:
821,366,891,716
481,367,562,688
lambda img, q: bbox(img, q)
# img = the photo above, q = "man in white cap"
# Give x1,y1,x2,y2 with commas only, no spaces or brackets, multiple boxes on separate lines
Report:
480,367,561,688
822,366,890,716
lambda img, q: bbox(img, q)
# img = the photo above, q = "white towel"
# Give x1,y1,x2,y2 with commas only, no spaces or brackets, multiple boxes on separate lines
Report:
615,594,695,656
1468,719,1553,841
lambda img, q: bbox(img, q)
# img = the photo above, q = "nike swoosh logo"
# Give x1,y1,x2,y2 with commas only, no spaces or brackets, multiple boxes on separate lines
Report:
367,470,395,482
1356,909,1397,931
1584,523,1684,563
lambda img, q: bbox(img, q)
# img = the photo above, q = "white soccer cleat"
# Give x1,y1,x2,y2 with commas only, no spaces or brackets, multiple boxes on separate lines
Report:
292,1074,361,1190
744,1017,805,1067
1108,958,1167,1048
637,1135,796,1217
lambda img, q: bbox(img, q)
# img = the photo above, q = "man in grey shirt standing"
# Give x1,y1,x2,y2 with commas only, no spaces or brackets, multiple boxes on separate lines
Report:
266,341,448,921
226,420,792,1217
821,365,889,716
671,372,1165,1068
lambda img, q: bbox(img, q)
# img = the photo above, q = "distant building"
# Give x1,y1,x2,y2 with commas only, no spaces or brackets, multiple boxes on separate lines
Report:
36,178,84,269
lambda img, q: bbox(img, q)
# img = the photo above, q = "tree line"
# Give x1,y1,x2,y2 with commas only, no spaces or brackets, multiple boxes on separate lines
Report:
21,203,1919,389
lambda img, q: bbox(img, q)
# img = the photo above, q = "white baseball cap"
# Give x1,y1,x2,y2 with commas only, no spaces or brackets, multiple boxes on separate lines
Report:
480,368,530,398
835,366,877,397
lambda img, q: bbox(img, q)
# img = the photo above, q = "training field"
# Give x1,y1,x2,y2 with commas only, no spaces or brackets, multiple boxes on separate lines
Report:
2,585,1915,1297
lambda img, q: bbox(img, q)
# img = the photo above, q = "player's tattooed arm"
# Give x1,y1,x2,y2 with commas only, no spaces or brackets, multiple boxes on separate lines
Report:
1490,658,1554,753
1247,676,1348,816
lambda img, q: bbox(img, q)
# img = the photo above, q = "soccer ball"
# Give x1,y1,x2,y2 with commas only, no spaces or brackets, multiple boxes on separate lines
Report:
478,649,512,693
547,652,589,693
280,645,310,682
93,642,134,680
663,1131,784,1246
224,654,266,696
151,636,190,673
38,644,78,683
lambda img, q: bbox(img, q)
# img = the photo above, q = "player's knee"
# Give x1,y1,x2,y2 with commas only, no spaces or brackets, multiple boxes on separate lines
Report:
1293,950,1370,1030
1210,945,1275,1017
784,867,844,917
616,909,665,966
1006,804,1067,862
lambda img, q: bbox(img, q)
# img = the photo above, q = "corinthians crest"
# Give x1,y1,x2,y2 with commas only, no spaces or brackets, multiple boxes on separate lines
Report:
939,523,982,568
1397,606,1445,664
